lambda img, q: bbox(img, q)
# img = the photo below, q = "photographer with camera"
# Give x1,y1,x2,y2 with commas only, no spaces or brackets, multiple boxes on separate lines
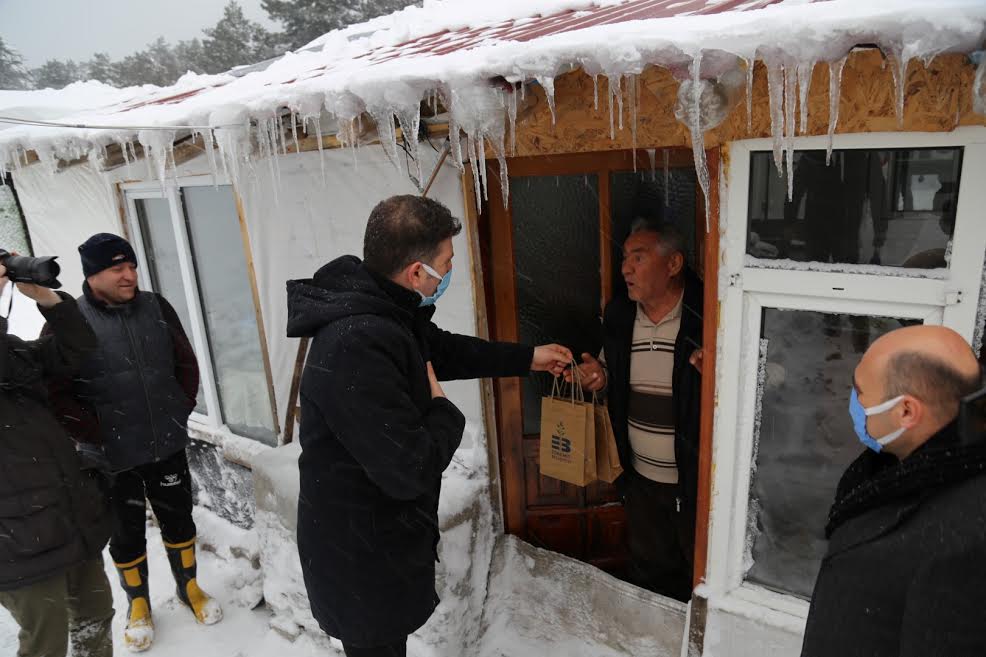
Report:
802,325,986,657
0,253,114,657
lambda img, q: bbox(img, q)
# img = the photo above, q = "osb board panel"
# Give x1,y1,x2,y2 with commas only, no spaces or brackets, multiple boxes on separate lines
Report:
511,49,985,158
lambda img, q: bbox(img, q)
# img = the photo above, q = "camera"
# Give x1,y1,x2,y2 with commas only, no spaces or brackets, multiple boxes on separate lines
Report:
0,249,61,289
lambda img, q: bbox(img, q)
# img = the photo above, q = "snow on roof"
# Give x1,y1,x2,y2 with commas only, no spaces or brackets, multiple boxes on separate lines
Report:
0,0,984,211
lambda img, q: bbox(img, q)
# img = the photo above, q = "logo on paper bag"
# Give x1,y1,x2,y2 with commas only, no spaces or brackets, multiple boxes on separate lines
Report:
551,422,572,461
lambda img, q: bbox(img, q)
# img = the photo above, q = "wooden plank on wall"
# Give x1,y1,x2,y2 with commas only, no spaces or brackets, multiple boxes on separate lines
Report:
693,147,721,591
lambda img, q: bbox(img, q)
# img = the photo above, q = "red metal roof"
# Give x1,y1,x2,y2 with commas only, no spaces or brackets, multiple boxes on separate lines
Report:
120,0,804,112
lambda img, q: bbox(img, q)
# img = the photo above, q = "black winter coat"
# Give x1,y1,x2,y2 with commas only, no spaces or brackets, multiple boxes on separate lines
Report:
602,268,703,511
47,284,200,472
0,294,110,591
801,423,986,657
286,256,534,646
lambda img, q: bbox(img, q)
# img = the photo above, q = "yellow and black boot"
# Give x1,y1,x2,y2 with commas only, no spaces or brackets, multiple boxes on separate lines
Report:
164,538,223,625
114,554,154,652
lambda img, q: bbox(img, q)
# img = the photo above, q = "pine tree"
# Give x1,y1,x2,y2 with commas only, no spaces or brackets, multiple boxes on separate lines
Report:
32,59,84,89
262,0,420,52
201,1,280,73
0,37,32,90
85,52,115,84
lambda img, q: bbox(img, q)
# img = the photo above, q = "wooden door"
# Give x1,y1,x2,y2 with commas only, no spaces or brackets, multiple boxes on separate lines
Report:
479,149,702,576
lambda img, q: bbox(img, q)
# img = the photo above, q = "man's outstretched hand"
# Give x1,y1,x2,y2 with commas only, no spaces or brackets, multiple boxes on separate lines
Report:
531,344,574,376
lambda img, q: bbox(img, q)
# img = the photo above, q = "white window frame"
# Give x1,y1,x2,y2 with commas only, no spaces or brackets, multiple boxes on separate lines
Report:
704,127,986,632
122,176,274,447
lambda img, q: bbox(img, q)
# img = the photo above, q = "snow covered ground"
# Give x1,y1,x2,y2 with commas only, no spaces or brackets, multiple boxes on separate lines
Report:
0,525,337,657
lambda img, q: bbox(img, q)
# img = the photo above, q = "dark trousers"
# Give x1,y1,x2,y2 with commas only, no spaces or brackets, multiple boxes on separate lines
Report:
343,638,407,657
109,449,196,564
624,470,695,602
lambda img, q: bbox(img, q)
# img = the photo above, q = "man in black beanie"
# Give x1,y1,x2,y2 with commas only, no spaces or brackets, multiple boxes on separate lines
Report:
48,232,223,652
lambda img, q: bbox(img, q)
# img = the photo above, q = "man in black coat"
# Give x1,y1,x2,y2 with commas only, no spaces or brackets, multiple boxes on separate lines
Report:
568,218,703,602
802,325,986,657
47,233,221,652
0,260,113,657
286,195,572,657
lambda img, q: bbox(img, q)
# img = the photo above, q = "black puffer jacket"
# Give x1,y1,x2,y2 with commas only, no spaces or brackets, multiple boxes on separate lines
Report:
0,294,110,591
286,256,533,646
601,268,703,512
802,423,986,657
58,285,199,472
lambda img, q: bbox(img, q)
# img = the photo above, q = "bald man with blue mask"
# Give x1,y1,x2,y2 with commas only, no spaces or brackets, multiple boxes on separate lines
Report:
802,325,986,657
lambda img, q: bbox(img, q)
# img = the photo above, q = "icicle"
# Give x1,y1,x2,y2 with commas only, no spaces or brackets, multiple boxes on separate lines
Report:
972,53,985,116
887,51,910,128
290,111,300,154
783,66,796,201
647,148,657,182
468,136,482,210
607,75,616,139
629,74,638,171
613,75,625,131
277,113,288,156
797,62,814,134
313,115,326,185
198,129,219,187
663,148,670,206
688,55,711,232
537,76,557,125
371,109,402,173
478,134,488,201
766,61,786,175
396,105,423,187
507,85,518,156
593,74,600,111
745,58,755,134
826,57,847,165
137,129,176,190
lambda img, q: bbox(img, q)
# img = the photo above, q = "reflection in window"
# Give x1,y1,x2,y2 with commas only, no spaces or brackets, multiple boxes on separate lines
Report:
747,148,962,268
181,186,276,445
610,168,697,301
135,198,206,413
746,309,910,599
512,175,601,435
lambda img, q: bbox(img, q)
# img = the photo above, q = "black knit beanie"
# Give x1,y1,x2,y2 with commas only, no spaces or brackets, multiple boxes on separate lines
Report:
78,233,138,278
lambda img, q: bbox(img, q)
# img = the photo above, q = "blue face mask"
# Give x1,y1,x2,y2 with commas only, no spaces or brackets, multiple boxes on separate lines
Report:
849,388,906,452
417,262,451,307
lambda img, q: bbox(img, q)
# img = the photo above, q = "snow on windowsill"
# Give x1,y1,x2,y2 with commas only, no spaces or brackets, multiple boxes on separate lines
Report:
187,419,275,468
745,255,950,279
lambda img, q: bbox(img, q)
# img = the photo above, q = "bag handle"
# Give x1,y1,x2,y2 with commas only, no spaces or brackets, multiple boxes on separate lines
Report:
550,359,584,405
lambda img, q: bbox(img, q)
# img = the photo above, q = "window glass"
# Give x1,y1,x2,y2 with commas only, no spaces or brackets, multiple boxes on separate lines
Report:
512,175,601,435
134,197,205,413
181,186,276,444
746,309,914,598
747,148,962,269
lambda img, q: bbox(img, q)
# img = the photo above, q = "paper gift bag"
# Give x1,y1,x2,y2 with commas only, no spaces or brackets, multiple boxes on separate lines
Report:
539,372,596,487
593,398,623,484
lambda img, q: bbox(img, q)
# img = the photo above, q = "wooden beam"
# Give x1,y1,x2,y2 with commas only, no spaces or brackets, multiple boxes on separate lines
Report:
693,147,721,591
486,158,527,538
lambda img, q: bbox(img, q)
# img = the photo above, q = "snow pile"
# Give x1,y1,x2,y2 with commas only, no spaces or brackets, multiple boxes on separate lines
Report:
0,0,984,213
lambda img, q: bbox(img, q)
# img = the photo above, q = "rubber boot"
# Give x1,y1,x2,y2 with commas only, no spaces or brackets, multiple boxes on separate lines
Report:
114,554,154,652
164,537,223,625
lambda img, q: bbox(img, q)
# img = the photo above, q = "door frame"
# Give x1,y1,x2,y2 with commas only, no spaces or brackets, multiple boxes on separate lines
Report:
479,148,721,587
703,127,986,645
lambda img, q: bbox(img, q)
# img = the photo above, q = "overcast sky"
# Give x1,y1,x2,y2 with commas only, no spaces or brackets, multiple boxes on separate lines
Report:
0,0,278,68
